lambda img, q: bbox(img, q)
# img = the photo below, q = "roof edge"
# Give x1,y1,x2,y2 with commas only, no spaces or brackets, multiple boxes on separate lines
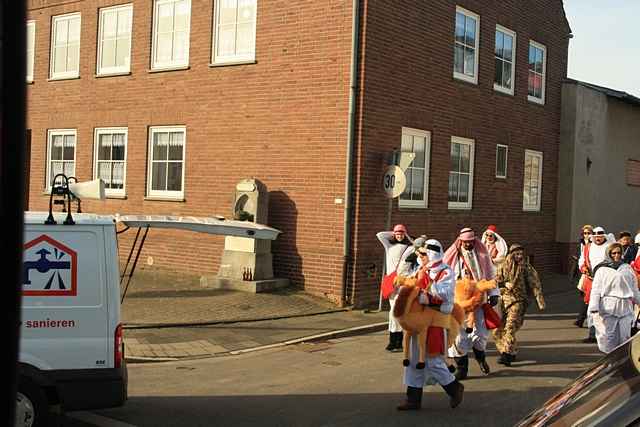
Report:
563,78,640,107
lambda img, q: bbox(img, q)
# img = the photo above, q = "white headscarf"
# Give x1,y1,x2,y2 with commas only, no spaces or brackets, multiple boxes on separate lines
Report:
481,230,508,264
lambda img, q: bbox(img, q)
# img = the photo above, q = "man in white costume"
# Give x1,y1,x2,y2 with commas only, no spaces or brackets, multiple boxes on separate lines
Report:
588,243,640,353
579,226,616,343
396,239,464,411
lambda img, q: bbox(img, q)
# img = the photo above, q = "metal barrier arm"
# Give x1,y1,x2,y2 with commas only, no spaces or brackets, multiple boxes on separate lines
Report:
120,225,149,304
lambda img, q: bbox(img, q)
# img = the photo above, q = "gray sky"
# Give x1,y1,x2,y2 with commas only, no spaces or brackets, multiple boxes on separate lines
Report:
564,0,640,97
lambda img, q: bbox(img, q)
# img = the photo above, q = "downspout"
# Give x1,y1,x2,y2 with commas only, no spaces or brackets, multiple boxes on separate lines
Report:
342,0,361,306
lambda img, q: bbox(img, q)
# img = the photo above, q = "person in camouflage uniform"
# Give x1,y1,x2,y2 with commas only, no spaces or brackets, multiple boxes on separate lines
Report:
493,243,546,366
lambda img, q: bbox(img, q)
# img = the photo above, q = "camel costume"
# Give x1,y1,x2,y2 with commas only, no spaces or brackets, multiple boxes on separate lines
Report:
444,228,498,380
394,239,464,411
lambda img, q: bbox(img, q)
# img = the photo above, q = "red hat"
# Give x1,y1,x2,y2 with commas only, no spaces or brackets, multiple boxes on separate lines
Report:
486,225,497,233
393,224,407,233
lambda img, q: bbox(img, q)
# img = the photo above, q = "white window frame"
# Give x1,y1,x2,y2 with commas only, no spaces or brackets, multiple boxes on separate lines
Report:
93,127,128,197
448,136,475,210
151,0,191,70
493,25,516,95
527,40,547,105
523,149,543,211
147,126,186,199
453,6,480,85
49,12,81,80
26,21,36,82
398,127,431,209
46,129,77,190
212,0,257,64
96,4,133,76
496,144,508,179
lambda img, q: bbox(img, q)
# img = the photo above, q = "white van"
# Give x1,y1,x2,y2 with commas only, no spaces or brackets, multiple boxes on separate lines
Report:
15,175,281,426
17,211,127,427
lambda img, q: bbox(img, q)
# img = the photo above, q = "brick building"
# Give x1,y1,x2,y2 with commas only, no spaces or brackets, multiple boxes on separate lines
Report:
25,0,571,307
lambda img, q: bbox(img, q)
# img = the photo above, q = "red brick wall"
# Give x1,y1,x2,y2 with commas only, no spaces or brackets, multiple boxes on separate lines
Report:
26,0,571,309
26,0,354,303
349,0,570,306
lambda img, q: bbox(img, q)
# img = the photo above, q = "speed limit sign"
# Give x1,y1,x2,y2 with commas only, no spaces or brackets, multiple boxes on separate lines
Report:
382,166,406,198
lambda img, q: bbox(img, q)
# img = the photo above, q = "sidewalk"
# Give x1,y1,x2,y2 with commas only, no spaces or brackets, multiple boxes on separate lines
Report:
122,273,576,362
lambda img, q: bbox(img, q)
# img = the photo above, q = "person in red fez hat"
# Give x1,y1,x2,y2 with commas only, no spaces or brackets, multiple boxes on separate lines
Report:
377,224,413,352
481,225,508,266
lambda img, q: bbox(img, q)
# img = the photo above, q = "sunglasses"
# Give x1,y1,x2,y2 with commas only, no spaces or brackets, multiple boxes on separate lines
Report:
583,231,592,235
417,250,428,256
594,231,605,236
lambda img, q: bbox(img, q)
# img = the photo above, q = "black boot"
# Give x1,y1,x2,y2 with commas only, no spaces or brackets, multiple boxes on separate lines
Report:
497,353,512,367
385,332,395,351
582,326,597,343
397,386,422,411
453,356,468,381
392,332,404,353
442,380,464,408
472,348,490,375
574,303,587,328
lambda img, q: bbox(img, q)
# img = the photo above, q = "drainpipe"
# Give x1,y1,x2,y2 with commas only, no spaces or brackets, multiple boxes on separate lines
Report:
341,0,361,307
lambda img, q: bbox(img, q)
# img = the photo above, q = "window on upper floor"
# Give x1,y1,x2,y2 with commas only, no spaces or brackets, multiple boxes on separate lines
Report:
148,126,186,199
523,149,543,211
50,13,81,80
494,25,516,95
528,41,547,104
97,4,133,76
448,136,475,209
213,0,257,64
26,21,35,82
496,144,508,179
398,128,431,209
47,129,76,189
453,6,479,84
151,0,191,70
94,128,127,197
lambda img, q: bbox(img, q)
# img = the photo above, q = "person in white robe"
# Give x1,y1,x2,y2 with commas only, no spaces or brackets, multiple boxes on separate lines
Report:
588,243,640,353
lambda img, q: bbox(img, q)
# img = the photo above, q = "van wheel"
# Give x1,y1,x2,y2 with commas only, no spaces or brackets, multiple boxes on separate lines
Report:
16,378,49,427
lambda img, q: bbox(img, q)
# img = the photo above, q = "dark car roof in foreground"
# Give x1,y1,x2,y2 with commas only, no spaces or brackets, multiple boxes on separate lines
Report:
516,334,640,427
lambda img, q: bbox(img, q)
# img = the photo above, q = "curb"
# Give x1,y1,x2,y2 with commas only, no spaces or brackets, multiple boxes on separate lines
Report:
124,308,350,330
125,321,388,363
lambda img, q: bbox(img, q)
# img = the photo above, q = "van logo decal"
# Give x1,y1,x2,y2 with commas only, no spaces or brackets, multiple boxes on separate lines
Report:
22,235,78,296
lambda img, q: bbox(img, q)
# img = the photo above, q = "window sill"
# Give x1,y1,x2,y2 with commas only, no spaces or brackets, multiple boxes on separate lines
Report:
95,71,131,78
398,203,428,210
48,76,81,82
493,86,514,97
106,194,127,199
148,66,190,74
144,196,185,202
209,59,257,68
453,73,478,86
527,96,545,106
447,205,473,211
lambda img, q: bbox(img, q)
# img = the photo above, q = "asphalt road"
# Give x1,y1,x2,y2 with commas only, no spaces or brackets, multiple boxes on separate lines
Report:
62,290,602,427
